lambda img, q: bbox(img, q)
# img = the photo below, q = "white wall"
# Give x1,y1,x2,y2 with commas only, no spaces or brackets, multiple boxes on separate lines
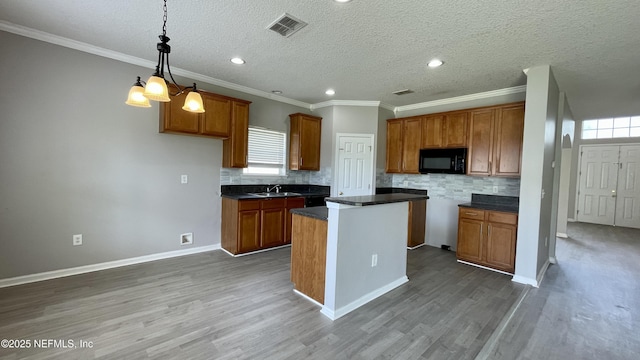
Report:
514,65,560,286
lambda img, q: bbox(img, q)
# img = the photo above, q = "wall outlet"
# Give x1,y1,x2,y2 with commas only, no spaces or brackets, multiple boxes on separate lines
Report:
371,254,378,267
181,232,193,245
493,185,499,193
72,234,82,246
181,175,188,184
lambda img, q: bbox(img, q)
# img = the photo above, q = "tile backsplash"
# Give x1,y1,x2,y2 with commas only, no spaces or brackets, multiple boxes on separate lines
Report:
222,167,520,201
221,166,332,186
391,173,520,201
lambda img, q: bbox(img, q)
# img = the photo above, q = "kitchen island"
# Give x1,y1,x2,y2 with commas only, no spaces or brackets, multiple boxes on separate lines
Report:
290,193,428,320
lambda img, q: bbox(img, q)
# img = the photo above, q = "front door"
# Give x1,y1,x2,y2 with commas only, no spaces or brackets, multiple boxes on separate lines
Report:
615,145,640,228
336,135,374,197
577,145,619,225
577,144,640,229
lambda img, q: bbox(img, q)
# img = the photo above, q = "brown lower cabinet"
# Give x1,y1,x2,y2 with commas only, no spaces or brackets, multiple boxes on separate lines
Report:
407,199,427,248
222,197,305,255
290,214,327,304
456,207,517,273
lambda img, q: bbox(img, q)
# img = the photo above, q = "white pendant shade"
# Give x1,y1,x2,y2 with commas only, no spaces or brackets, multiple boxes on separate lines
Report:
125,85,151,107
182,91,205,113
143,75,170,102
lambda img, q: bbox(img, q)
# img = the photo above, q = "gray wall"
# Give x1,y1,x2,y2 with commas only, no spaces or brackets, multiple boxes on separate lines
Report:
515,65,560,284
0,31,306,279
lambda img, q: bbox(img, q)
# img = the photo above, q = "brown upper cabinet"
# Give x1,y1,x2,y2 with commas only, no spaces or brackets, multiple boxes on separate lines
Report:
289,113,322,171
385,119,404,173
222,101,250,168
159,83,251,168
385,116,424,174
160,84,250,140
467,102,524,177
422,112,468,148
402,117,422,174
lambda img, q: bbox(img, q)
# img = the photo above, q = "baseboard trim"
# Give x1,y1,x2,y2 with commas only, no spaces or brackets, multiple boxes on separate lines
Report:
407,243,426,250
511,275,538,287
220,244,292,257
536,259,551,286
293,289,323,307
567,218,576,222
0,245,220,289
457,260,513,276
320,276,408,320
556,232,568,238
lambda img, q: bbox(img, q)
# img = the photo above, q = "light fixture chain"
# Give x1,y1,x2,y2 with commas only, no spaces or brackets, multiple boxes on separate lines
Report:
162,0,168,36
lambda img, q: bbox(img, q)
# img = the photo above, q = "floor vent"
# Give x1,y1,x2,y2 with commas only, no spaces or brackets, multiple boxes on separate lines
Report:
267,13,308,37
393,89,414,95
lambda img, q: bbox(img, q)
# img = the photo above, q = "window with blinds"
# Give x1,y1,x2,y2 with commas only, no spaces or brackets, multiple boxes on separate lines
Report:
243,127,287,175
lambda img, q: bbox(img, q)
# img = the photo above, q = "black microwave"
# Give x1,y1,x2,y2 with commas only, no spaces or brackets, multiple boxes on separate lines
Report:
419,148,467,174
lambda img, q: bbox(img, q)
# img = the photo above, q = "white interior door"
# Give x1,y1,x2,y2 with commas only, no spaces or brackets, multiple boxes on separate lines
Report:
336,135,374,197
615,145,640,228
577,145,619,225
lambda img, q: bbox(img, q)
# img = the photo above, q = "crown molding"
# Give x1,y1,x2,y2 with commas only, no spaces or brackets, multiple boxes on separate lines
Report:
310,100,383,110
0,21,311,110
394,85,527,113
1,21,527,114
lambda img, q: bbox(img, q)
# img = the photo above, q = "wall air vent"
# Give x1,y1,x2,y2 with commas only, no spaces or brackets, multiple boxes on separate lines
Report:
392,89,414,95
267,13,308,37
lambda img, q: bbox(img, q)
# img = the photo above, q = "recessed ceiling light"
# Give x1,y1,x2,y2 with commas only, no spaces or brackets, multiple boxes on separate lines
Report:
230,57,245,65
325,89,336,95
334,0,352,3
271,90,283,95
428,59,444,68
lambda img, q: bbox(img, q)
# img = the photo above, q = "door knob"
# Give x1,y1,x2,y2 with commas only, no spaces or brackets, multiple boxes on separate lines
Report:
612,189,617,197
339,192,343,195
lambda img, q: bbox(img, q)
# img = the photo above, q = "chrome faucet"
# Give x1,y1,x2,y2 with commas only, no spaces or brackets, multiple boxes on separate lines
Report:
266,184,281,193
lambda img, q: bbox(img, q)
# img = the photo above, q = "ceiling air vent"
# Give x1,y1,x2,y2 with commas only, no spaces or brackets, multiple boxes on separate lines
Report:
392,89,414,95
267,13,308,37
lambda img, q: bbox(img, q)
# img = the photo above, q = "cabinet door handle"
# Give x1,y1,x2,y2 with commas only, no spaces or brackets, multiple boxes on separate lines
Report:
480,223,483,235
488,224,491,237
300,157,303,166
465,212,478,216
489,161,492,174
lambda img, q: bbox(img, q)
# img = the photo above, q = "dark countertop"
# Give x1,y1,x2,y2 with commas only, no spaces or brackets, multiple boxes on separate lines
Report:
221,192,327,200
325,193,428,206
290,206,328,221
458,194,519,213
458,202,519,213
220,184,329,200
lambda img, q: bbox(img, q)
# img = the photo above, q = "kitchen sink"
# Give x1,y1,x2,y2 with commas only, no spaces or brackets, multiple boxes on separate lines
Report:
250,192,302,198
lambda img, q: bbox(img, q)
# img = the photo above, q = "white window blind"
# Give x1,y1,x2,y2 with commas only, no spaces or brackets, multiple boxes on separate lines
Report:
244,127,286,175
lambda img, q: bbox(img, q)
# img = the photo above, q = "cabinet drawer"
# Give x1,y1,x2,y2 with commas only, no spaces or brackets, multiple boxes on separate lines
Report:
260,198,286,209
488,211,518,225
238,199,261,211
459,208,485,220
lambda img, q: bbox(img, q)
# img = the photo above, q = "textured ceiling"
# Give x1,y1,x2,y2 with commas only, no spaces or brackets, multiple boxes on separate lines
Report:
1,0,639,120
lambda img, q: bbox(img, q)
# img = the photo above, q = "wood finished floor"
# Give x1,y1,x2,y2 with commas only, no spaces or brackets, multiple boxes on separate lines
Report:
0,244,523,359
1,221,638,359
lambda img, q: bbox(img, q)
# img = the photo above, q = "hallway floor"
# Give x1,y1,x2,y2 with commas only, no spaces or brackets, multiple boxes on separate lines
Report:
487,222,640,360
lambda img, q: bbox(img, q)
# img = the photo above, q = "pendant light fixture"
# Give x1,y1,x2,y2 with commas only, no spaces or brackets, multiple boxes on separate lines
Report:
125,0,205,113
